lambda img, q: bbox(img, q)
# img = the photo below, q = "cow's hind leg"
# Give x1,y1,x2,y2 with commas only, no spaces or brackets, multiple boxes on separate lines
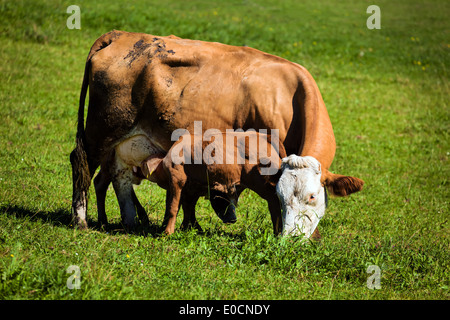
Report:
112,177,137,230
96,167,149,230
111,158,138,230
131,188,150,227
94,168,110,228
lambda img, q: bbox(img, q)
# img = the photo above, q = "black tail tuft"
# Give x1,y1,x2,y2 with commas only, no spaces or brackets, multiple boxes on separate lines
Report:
70,136,91,194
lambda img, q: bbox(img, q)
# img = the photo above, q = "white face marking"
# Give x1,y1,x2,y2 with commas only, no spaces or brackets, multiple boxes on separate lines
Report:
276,155,326,238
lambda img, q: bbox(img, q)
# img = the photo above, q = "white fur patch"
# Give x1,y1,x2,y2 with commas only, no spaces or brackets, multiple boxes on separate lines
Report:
281,155,321,173
73,191,87,227
276,155,326,238
115,134,161,167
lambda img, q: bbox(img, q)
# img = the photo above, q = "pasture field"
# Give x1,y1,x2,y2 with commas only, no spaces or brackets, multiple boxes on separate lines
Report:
0,0,448,300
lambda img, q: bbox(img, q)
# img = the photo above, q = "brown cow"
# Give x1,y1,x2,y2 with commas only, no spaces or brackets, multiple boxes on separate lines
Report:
70,30,364,237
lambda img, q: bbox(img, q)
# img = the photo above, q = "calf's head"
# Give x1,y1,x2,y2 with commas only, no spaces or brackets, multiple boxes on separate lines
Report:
136,154,168,188
276,155,364,238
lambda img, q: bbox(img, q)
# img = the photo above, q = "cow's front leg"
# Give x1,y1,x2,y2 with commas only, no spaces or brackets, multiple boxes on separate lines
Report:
267,195,282,235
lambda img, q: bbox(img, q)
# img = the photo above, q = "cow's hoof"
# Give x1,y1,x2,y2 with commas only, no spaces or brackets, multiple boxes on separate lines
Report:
181,221,203,232
73,218,88,229
98,222,108,231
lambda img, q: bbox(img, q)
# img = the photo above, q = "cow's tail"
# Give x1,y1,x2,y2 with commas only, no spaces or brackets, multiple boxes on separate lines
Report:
71,59,91,194
70,30,125,227
70,57,91,228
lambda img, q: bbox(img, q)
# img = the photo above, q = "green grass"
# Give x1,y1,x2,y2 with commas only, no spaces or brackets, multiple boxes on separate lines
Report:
0,0,449,300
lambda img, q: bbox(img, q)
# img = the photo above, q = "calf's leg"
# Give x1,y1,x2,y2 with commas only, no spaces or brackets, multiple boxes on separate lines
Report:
180,193,202,232
163,186,182,235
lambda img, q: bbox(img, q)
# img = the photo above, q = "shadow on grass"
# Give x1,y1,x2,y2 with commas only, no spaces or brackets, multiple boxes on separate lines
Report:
0,204,164,238
1,204,72,227
0,204,272,242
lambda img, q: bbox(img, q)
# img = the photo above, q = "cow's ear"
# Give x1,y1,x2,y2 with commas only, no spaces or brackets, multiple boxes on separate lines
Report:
323,171,364,197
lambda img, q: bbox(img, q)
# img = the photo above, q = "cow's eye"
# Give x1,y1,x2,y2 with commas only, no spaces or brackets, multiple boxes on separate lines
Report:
308,194,316,202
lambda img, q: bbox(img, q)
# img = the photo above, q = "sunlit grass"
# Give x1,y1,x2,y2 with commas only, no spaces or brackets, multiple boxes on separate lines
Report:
0,0,448,299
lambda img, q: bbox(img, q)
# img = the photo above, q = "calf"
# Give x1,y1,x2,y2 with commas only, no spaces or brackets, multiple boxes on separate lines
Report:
137,131,286,235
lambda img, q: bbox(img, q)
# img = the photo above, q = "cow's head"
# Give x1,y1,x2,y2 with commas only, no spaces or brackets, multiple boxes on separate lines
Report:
276,155,364,238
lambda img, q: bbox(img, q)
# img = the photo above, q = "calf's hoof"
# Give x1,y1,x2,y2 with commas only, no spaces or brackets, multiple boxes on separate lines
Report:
181,221,203,232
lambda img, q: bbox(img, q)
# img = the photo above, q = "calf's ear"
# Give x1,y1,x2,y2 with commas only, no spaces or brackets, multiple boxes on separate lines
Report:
141,155,165,181
323,170,364,197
